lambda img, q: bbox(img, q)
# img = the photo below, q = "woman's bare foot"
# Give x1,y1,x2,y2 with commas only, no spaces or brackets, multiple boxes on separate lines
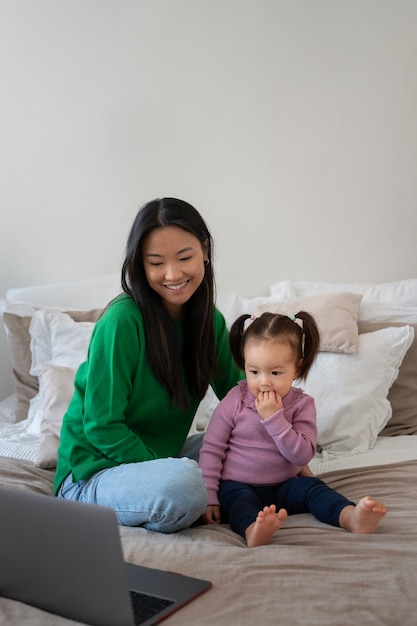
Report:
245,505,288,548
339,496,387,534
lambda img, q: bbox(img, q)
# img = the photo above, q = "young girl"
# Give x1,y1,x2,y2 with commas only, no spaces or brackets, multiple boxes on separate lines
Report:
199,312,387,547
55,198,243,532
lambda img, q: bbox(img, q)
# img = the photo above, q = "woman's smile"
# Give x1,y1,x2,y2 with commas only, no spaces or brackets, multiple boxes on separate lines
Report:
164,280,189,291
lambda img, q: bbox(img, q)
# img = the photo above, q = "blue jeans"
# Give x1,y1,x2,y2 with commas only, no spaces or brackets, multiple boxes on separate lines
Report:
218,477,355,538
57,434,207,533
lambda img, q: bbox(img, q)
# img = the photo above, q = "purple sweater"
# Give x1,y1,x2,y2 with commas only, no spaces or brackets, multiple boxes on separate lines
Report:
199,380,317,506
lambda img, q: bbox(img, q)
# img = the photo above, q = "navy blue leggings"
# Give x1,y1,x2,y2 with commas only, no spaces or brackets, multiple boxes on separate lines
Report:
218,477,355,539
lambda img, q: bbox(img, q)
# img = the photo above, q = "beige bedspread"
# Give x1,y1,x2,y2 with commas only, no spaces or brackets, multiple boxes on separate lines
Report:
0,456,416,626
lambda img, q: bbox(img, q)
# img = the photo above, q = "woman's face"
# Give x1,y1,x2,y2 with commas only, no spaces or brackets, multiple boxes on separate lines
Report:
141,225,208,317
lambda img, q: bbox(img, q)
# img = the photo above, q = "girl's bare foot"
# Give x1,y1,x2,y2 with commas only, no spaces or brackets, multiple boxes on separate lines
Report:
245,505,287,548
339,496,387,534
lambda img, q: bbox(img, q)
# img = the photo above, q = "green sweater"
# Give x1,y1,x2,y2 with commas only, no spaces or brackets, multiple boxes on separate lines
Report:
54,294,242,494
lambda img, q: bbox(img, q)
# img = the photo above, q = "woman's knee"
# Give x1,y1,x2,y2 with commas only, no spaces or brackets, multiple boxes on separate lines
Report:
156,458,207,511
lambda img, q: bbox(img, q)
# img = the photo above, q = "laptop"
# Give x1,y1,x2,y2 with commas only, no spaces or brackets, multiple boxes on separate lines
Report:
0,487,211,625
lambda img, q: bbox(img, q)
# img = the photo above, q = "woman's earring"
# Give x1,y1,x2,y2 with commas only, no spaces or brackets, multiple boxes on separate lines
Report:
204,259,209,265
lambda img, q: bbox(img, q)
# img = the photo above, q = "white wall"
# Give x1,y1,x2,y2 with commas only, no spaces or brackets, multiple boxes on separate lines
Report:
1,0,416,398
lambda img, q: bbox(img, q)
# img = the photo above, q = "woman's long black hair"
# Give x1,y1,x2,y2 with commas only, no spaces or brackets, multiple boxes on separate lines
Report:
121,197,216,408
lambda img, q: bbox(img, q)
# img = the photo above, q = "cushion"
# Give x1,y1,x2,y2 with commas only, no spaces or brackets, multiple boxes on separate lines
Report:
2,312,39,421
2,307,102,421
255,292,362,354
270,278,417,307
358,303,417,324
300,325,414,457
216,294,271,329
358,322,417,436
29,310,96,378
34,364,77,469
270,279,417,324
6,272,120,309
25,310,96,434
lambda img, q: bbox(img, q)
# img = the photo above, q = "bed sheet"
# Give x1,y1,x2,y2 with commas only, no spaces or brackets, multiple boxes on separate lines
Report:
0,456,416,626
0,395,40,461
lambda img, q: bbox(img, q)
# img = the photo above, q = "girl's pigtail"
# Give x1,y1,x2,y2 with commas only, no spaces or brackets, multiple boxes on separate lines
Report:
229,314,251,370
293,311,320,380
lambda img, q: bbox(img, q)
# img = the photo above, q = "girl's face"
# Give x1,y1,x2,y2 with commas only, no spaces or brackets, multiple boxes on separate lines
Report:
141,225,208,317
244,339,300,400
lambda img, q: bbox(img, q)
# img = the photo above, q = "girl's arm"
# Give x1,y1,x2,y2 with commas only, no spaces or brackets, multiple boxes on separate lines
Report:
260,395,317,467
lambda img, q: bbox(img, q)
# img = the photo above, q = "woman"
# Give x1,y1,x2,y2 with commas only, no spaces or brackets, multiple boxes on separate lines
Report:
55,197,243,532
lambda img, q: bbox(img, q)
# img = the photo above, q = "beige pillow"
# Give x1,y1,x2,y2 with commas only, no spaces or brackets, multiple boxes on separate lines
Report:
34,364,77,469
255,292,362,353
2,313,38,421
2,308,103,421
358,321,417,436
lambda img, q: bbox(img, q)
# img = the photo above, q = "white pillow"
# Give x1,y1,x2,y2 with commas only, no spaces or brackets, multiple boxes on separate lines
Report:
189,386,221,435
270,278,417,307
29,310,94,377
34,364,77,469
269,279,417,323
357,302,417,324
300,325,414,458
216,294,271,329
27,310,94,432
6,272,120,309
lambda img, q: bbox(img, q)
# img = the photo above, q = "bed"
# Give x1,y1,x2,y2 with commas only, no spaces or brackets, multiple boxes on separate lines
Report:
1,275,417,626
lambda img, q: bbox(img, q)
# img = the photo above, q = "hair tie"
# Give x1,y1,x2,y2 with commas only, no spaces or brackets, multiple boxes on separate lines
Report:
250,314,257,321
289,314,303,329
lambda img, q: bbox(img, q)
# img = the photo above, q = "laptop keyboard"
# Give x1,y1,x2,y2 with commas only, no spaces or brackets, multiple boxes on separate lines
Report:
130,589,175,625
